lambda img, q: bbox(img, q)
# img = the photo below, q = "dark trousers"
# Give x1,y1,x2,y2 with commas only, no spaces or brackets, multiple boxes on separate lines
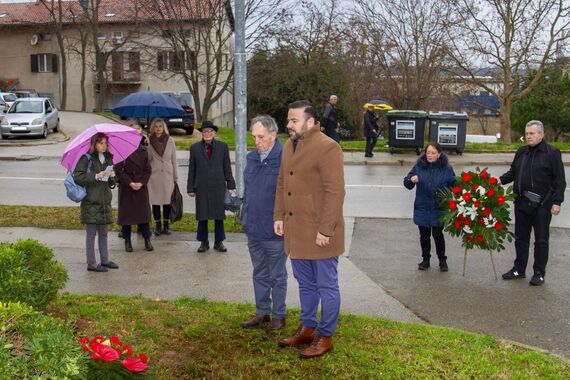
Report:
152,204,171,221
324,127,340,143
514,202,552,275
121,224,151,240
418,226,446,260
365,136,378,156
197,219,225,243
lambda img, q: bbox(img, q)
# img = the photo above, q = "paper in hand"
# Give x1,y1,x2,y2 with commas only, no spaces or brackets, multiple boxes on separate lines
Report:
101,165,114,182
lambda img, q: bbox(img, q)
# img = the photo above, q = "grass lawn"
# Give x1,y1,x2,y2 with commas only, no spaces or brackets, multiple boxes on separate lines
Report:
50,294,570,379
172,127,570,153
0,205,243,233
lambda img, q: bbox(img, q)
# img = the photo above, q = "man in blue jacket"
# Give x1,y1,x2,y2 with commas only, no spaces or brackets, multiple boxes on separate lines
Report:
241,115,287,332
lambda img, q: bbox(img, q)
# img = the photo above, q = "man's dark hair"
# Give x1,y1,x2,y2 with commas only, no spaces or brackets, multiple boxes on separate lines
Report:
288,100,318,123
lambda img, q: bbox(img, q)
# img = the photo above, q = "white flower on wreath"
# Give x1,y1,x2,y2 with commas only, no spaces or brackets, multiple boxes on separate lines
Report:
477,186,486,197
484,216,496,228
463,226,473,234
458,205,478,220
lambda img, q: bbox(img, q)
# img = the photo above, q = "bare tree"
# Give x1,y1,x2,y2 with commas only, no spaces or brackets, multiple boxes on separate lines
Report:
67,6,90,112
446,0,570,141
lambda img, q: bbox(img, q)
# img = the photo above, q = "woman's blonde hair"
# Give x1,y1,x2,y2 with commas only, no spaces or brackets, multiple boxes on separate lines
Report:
149,118,169,136
88,132,109,154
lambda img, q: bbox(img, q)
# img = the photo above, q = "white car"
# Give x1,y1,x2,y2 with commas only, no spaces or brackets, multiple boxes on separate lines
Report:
0,98,59,138
0,92,17,110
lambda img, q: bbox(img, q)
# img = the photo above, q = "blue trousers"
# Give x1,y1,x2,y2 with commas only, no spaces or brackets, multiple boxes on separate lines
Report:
247,239,287,318
291,257,340,337
197,219,225,242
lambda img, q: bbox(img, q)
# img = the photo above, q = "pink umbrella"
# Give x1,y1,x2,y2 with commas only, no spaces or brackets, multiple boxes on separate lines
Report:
61,123,142,171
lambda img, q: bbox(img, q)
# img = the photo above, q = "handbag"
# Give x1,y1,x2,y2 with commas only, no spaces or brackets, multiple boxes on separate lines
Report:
64,154,92,203
224,189,242,213
517,190,542,215
170,183,184,223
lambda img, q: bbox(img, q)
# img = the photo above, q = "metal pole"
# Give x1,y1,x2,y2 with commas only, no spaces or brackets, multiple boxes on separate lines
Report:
234,0,247,198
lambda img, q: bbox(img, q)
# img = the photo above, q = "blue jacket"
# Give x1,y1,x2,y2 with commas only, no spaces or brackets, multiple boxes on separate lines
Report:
242,140,283,241
404,153,455,227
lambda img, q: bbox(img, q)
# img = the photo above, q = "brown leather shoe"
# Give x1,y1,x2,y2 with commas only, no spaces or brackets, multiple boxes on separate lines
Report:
299,336,333,359
278,324,316,347
265,317,286,333
241,314,270,328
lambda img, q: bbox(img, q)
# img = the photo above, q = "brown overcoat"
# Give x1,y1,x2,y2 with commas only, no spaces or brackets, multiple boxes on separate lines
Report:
148,136,178,205
274,126,345,259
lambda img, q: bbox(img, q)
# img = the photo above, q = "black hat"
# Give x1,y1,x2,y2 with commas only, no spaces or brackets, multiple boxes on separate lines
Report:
198,120,218,132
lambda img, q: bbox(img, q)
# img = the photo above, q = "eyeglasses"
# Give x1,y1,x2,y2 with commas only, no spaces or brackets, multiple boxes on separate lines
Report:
202,130,215,134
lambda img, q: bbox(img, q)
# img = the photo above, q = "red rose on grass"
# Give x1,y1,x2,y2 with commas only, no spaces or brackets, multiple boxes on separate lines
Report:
449,200,457,210
462,192,472,202
452,186,462,194
476,235,484,243
110,336,122,346
462,172,472,182
494,221,504,230
122,355,148,373
479,170,489,179
487,187,495,197
496,196,506,204
489,177,498,185
482,208,492,217
90,342,120,362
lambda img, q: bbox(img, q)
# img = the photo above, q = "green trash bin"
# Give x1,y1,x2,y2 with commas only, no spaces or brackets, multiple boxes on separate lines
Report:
386,110,427,155
428,111,469,155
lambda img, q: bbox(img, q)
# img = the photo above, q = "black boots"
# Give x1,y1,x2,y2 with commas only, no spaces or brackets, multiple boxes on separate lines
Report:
162,220,171,235
439,258,448,272
418,257,449,271
214,241,227,252
197,241,210,252
125,238,133,252
154,221,162,236
418,258,430,270
144,236,154,251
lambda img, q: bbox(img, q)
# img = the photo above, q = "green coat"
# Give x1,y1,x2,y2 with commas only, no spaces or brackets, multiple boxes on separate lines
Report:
73,152,114,225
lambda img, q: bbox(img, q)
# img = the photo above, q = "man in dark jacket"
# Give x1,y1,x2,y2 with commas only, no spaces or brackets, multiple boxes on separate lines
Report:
499,120,566,286
321,95,340,143
363,105,378,157
187,121,236,252
240,115,287,333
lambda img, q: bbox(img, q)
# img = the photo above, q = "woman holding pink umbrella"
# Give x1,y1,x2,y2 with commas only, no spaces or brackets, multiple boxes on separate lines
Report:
73,132,119,272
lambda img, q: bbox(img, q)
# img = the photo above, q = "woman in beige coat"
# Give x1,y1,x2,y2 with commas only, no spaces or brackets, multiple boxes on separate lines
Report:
148,118,178,235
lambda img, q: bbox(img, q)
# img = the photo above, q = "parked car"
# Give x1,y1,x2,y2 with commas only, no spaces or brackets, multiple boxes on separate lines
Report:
13,90,40,98
0,92,17,110
139,97,195,135
0,98,59,139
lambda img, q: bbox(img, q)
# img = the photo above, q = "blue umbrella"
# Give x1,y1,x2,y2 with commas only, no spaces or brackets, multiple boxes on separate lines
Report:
112,92,184,119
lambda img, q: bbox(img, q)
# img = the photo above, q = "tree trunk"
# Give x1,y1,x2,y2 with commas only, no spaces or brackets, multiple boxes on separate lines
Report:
80,45,86,112
96,70,106,112
56,33,67,110
499,103,513,142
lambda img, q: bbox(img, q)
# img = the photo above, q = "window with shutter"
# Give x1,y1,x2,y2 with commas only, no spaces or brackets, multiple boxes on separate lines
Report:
51,54,58,73
158,52,164,71
31,54,39,72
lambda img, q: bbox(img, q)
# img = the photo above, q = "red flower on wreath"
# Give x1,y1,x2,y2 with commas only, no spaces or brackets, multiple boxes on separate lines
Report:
489,177,498,185
467,235,474,242
473,200,481,208
462,172,472,182
482,208,492,217
452,186,462,194
479,170,489,179
477,218,485,225
454,219,462,229
476,235,484,243
449,200,458,210
494,221,504,230
487,187,495,197
463,218,471,226
462,192,472,202
496,196,506,204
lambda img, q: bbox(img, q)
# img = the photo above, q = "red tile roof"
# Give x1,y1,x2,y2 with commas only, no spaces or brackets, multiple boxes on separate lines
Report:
0,0,223,26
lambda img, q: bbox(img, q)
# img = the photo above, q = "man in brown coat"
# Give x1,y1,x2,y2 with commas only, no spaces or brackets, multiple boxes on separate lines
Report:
274,100,345,358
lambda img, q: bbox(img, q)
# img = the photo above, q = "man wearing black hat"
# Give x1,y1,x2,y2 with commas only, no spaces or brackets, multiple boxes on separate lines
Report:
187,121,236,252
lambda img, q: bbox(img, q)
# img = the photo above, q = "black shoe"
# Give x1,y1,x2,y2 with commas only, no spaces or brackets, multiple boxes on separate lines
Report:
162,220,171,235
502,268,525,280
418,259,430,270
364,154,373,158
265,317,286,333
154,221,162,236
530,272,545,286
124,238,133,252
439,259,448,272
118,231,124,239
101,261,119,269
214,241,227,252
87,264,108,272
241,314,270,328
197,241,210,252
144,237,154,252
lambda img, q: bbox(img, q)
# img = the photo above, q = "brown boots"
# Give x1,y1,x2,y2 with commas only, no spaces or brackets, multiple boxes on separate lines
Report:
278,324,333,358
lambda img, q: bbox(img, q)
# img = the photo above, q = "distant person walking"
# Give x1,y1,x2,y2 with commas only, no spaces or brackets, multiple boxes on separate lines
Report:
73,132,119,272
274,100,345,359
187,121,236,253
321,95,340,143
115,123,153,252
363,105,379,158
241,115,287,333
499,120,566,286
404,142,455,271
147,118,178,236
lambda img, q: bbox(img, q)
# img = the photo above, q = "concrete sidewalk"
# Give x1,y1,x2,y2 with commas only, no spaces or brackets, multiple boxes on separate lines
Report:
0,226,419,324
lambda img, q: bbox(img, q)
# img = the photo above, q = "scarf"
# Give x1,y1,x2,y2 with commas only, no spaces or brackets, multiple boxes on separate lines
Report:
150,133,168,157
